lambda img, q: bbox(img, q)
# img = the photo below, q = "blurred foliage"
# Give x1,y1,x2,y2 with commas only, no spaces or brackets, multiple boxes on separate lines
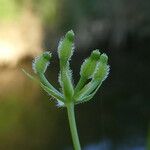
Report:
0,0,23,21
59,0,150,48
1,0,150,43
0,0,59,24
32,0,59,24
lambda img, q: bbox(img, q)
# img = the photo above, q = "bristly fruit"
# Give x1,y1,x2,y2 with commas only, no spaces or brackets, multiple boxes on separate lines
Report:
58,30,75,66
93,53,110,82
26,30,110,106
32,52,51,74
80,50,101,79
23,30,110,150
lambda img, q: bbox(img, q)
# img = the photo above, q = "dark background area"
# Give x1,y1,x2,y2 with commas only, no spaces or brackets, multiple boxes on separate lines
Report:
0,0,150,149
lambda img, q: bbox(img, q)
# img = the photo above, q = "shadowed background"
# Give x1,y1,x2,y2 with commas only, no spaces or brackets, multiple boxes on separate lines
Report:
0,0,150,149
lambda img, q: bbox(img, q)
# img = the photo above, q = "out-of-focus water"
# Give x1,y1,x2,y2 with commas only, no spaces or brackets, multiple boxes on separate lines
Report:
0,52,149,150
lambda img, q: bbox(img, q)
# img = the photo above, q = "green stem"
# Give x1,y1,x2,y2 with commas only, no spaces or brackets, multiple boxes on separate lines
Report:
39,74,63,98
74,77,87,94
66,103,81,150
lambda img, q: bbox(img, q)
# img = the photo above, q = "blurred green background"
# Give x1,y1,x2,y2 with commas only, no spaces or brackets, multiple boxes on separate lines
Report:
0,0,150,149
